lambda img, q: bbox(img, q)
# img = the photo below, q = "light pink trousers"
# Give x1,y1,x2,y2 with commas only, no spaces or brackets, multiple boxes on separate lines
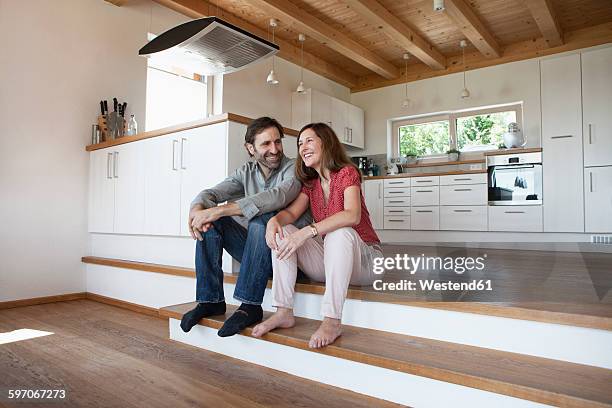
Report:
271,224,383,319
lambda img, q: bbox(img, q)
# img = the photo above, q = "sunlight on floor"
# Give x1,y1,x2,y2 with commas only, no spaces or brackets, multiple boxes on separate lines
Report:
0,329,54,345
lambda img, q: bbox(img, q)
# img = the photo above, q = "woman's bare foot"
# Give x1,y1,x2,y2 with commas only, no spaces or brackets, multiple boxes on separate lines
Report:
309,317,342,348
251,308,295,337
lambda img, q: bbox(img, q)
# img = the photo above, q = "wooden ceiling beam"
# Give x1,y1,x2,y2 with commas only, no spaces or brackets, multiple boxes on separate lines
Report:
443,0,501,58
151,0,357,88
352,22,612,92
524,0,564,47
245,0,400,79
344,0,446,70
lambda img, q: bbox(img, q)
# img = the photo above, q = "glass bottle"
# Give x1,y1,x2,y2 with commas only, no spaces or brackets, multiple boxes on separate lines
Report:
127,115,138,136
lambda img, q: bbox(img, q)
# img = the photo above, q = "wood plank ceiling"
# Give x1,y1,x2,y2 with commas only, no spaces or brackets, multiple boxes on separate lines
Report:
153,0,612,92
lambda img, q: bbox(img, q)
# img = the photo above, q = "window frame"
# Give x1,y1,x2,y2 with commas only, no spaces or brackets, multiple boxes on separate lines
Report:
392,103,523,158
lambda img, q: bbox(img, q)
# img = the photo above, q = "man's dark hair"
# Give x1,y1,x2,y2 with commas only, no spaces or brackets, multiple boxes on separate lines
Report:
244,117,285,150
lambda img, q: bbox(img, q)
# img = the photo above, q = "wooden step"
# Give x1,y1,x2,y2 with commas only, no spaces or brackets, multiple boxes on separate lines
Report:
160,302,612,408
82,256,612,330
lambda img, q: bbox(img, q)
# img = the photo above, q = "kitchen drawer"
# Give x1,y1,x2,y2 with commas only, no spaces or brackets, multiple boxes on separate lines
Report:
411,186,439,206
488,206,543,232
384,178,410,188
384,207,411,216
440,184,487,206
384,216,410,230
411,207,439,230
440,206,487,231
439,173,487,186
411,175,439,186
384,197,411,207
384,187,410,198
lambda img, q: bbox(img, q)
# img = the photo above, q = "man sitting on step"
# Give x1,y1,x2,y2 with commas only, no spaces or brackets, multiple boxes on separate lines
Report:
180,116,311,337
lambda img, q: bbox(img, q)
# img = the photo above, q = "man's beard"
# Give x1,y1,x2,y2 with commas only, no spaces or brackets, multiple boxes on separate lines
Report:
255,152,283,170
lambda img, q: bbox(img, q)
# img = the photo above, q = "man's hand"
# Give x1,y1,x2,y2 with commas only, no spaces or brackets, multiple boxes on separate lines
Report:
188,205,212,241
265,216,284,250
190,207,224,239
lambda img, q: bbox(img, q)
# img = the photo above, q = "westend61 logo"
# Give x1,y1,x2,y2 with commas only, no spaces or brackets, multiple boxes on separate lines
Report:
372,253,487,275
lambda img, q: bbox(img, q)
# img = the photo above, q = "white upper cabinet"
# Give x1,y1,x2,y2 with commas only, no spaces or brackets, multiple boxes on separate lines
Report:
541,53,584,232
292,88,364,148
363,179,383,230
179,123,228,237
88,147,115,233
582,47,612,167
584,166,612,233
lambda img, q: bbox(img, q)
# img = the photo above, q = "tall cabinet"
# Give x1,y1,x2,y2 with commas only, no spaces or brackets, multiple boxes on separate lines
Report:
582,47,612,232
541,53,584,232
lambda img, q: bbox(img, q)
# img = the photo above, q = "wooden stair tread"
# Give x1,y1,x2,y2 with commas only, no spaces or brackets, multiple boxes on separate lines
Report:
160,302,612,407
82,256,612,330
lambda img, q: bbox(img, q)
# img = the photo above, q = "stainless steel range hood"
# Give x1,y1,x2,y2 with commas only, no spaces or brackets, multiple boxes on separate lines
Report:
139,17,279,75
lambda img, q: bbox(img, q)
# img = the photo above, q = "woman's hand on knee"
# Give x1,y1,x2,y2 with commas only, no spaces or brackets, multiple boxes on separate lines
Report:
265,216,284,250
276,227,311,261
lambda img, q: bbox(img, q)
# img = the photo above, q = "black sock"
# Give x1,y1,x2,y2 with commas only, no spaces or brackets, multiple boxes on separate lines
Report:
217,303,263,337
180,301,226,333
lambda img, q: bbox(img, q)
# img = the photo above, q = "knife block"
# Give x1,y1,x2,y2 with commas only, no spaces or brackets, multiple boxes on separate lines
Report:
98,114,126,142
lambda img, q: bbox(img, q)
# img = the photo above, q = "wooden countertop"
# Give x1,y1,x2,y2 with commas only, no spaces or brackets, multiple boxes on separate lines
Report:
484,147,542,156
365,169,487,180
86,113,299,152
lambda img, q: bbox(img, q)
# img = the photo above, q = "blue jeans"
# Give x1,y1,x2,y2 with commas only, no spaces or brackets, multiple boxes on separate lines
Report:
195,212,275,305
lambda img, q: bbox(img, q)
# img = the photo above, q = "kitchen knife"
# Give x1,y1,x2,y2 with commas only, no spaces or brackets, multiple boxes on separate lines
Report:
113,98,118,112
118,103,123,117
100,101,105,116
122,102,127,117
103,100,108,115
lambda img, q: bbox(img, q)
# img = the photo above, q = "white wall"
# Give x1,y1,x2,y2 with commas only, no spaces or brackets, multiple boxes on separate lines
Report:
351,58,542,156
223,57,350,129
0,0,188,302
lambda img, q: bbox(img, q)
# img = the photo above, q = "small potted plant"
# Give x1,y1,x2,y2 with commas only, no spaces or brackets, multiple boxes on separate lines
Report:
405,150,418,164
446,148,460,162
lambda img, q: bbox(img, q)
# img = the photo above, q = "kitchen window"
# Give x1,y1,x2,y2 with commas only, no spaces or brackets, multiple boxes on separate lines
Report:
393,104,522,158
145,34,212,131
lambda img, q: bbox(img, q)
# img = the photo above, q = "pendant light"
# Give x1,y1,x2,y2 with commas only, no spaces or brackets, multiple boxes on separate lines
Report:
266,19,279,85
401,53,410,108
296,34,306,93
459,40,470,99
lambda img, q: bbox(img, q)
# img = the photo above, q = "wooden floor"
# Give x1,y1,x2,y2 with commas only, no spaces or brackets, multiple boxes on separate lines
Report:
0,300,402,408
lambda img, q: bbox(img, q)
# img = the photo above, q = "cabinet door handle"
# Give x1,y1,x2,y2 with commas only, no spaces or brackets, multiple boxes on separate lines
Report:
453,178,471,181
388,191,404,194
416,210,433,213
172,140,178,170
415,180,432,183
590,171,593,192
378,183,382,199
454,188,472,191
107,153,113,179
388,210,404,213
388,181,404,185
180,138,188,169
388,200,404,203
349,128,353,143
416,190,432,193
113,151,119,178
588,124,592,144
387,219,404,222
504,211,525,214
551,135,573,139
454,209,472,213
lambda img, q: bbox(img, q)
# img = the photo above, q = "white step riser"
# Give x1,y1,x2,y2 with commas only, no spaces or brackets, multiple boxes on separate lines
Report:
168,319,550,408
86,265,612,369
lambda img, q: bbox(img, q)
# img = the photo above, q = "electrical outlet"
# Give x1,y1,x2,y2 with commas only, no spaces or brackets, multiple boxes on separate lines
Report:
469,164,484,170
591,235,612,244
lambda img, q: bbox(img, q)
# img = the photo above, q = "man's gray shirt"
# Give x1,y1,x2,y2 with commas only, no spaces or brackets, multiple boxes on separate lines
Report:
190,155,312,228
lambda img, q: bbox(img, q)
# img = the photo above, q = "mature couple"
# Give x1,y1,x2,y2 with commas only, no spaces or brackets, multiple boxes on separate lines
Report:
180,117,382,348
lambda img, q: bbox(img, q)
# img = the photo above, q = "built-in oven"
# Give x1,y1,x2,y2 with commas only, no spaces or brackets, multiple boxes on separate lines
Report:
487,152,542,205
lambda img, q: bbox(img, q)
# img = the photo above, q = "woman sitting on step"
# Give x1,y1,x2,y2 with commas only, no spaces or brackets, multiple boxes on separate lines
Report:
252,122,382,348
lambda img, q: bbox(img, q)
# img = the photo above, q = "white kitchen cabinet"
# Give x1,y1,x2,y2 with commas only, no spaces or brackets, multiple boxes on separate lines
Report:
384,178,410,188
488,206,543,232
440,206,487,231
384,197,411,207
143,134,182,236
292,88,364,148
384,216,410,230
541,53,585,232
584,166,612,233
582,47,612,167
440,184,487,206
439,173,486,186
88,147,115,233
411,186,439,206
363,180,383,230
384,187,410,198
411,207,439,230
113,142,145,234
179,124,228,237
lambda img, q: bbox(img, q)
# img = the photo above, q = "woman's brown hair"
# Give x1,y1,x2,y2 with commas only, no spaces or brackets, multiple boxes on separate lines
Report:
295,122,361,186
